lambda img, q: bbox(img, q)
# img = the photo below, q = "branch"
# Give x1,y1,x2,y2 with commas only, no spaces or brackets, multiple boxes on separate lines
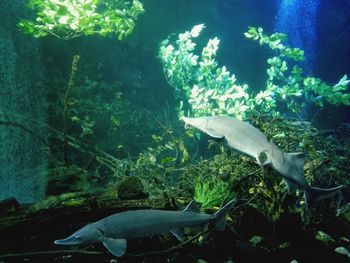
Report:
63,55,80,165
0,120,47,147
0,249,105,259
0,232,206,260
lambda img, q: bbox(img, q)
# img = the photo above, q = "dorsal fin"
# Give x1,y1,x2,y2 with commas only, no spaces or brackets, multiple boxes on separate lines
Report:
183,200,200,213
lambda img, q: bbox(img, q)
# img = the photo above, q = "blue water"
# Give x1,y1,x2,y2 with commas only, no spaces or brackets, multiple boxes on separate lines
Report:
275,0,319,74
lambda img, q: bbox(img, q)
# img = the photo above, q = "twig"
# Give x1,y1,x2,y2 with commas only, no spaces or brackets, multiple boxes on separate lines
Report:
63,55,80,165
0,249,105,259
0,232,208,259
0,120,47,147
127,230,205,257
232,167,264,187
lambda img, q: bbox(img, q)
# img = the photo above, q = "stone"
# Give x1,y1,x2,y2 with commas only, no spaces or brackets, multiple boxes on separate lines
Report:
117,176,148,200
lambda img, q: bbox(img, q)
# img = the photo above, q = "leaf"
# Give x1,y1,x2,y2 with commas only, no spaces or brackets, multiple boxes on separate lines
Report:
335,247,350,258
334,74,350,89
190,24,205,37
164,143,174,150
249,235,263,247
244,32,252,38
58,15,69,24
341,94,350,105
161,156,175,164
315,230,335,245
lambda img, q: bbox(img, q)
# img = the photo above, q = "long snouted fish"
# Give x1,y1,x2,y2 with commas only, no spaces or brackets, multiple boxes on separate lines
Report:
54,199,235,257
182,115,343,206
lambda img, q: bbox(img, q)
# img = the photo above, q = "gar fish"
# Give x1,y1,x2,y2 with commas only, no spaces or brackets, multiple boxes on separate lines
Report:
182,115,343,206
54,199,236,257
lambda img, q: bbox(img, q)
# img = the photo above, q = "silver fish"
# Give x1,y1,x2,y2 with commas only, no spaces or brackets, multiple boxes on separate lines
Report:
182,115,343,206
54,199,236,257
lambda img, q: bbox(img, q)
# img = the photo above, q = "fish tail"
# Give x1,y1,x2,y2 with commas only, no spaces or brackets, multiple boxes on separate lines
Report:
213,199,236,231
305,185,344,207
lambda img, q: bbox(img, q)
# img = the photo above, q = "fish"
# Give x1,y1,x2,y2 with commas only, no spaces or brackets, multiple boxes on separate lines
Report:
182,115,344,206
54,199,236,257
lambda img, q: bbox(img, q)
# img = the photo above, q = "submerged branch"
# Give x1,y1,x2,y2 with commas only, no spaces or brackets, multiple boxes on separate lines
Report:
63,55,80,165
0,120,48,147
0,249,105,259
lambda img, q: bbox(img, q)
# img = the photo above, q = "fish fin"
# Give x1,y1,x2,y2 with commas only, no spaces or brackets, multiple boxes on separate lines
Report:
284,178,298,194
286,152,305,173
193,223,209,233
170,228,184,241
213,199,236,231
103,238,127,257
183,200,200,213
205,128,225,139
305,185,344,207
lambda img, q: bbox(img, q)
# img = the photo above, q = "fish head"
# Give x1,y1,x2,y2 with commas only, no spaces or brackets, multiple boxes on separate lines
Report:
182,116,225,139
182,116,214,134
54,223,104,245
182,116,203,129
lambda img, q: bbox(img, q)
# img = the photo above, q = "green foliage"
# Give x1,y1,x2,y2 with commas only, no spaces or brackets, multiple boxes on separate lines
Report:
160,25,350,119
66,78,131,140
95,118,193,200
18,0,144,40
245,26,350,113
130,126,190,187
194,175,231,209
159,24,252,119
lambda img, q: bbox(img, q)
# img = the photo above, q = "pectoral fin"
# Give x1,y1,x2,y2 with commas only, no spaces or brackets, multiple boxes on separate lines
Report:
170,228,184,241
284,178,298,194
205,128,224,139
287,152,305,174
103,238,127,257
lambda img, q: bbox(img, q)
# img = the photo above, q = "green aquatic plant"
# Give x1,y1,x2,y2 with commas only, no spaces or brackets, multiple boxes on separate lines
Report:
194,175,231,209
18,0,144,40
159,24,252,119
160,25,350,119
244,26,350,113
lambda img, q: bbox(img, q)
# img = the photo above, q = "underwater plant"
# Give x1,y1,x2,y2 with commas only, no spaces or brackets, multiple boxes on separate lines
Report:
244,26,350,113
18,0,144,40
159,24,251,119
159,25,350,119
194,175,231,209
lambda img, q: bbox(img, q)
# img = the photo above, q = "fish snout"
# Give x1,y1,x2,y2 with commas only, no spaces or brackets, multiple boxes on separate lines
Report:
54,235,82,245
181,116,192,129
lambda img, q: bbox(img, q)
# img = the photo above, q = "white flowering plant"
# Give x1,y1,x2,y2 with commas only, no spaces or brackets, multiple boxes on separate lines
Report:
245,26,350,113
160,24,350,119
159,24,274,119
18,0,144,40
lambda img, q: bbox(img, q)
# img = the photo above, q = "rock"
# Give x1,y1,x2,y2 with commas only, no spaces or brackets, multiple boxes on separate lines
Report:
117,176,148,200
0,197,20,213
46,164,93,195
